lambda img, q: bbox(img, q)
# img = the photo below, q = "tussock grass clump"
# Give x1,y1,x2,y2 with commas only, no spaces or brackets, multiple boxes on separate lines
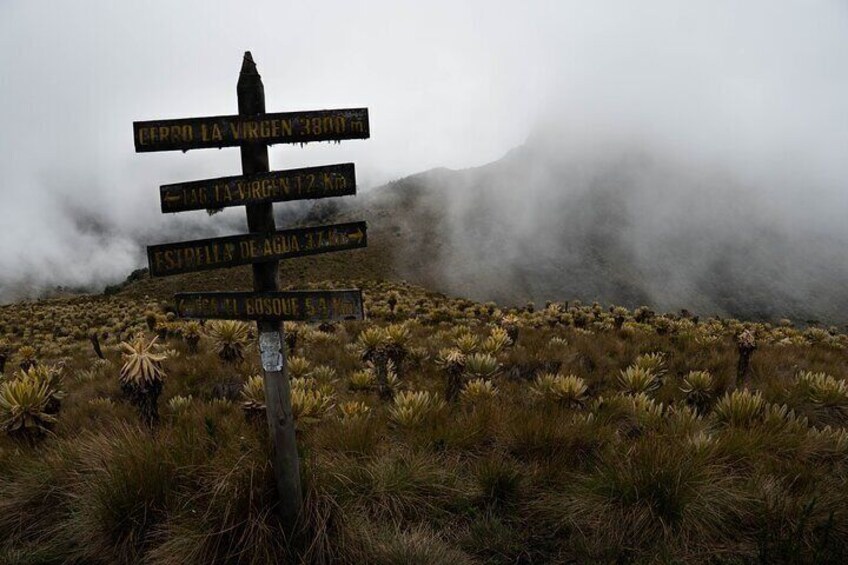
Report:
533,437,749,561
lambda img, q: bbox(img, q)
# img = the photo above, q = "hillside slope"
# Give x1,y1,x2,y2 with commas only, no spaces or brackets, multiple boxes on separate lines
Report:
306,137,848,324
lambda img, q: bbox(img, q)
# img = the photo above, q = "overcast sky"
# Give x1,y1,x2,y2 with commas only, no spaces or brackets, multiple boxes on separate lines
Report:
1,0,847,298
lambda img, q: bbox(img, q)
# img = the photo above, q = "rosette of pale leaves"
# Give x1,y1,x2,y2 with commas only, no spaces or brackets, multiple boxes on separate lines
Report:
547,336,569,350
463,353,500,380
206,320,251,363
0,373,56,438
168,395,193,412
181,321,202,339
338,400,371,423
388,390,445,427
385,323,412,348
713,389,765,428
291,388,335,427
182,321,202,352
436,348,466,371
17,345,37,370
804,327,832,345
120,335,167,389
531,373,588,407
680,370,714,413
357,327,388,363
806,425,848,456
241,374,265,415
500,314,521,335
460,378,498,404
611,305,629,319
119,335,168,426
291,376,317,391
383,360,401,392
287,356,313,380
406,346,430,367
349,369,376,391
632,353,666,377
480,326,511,355
21,364,65,403
311,365,337,383
625,392,666,428
617,366,661,395
798,371,848,408
454,333,479,355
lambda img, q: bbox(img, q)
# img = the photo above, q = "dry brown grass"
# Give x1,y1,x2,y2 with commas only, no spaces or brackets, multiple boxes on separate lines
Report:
2,280,848,562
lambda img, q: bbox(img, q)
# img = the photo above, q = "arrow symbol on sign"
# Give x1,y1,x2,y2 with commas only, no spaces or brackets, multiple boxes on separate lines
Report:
347,228,364,243
163,194,182,203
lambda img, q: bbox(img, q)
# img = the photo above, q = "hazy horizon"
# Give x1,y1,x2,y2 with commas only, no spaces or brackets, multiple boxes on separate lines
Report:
2,1,847,315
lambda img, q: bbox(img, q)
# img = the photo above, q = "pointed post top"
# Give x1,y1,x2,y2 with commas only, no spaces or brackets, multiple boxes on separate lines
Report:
240,51,259,77
237,50,265,114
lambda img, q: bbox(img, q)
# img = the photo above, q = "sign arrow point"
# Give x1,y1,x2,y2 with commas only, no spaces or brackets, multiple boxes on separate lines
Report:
348,228,364,243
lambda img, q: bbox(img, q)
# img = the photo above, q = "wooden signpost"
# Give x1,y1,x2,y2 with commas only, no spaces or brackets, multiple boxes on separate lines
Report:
133,52,369,532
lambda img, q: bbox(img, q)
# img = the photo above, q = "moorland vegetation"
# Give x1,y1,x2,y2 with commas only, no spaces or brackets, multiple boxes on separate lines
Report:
1,279,848,563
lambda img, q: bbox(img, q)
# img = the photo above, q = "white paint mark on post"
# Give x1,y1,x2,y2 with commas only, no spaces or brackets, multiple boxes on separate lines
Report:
259,331,283,372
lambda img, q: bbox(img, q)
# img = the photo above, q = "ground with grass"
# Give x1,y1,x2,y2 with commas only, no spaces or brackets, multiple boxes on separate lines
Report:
1,279,848,563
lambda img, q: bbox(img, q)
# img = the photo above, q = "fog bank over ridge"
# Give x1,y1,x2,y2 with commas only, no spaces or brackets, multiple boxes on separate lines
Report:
365,127,848,322
1,1,847,320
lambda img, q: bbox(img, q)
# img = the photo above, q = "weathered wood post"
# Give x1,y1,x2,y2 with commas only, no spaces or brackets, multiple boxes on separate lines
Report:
133,50,369,537
237,51,302,529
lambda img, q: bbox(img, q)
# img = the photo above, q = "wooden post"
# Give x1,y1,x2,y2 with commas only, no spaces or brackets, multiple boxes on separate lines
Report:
89,332,105,360
238,51,302,529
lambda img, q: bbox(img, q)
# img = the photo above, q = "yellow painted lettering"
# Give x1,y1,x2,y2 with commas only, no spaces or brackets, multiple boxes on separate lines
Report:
281,119,292,136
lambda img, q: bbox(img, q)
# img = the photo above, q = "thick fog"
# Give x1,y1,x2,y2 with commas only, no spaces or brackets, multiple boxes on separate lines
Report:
1,1,847,314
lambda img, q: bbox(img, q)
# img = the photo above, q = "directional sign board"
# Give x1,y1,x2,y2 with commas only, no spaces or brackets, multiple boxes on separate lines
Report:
134,108,369,152
147,221,367,277
175,289,364,322
134,52,370,529
161,163,356,213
